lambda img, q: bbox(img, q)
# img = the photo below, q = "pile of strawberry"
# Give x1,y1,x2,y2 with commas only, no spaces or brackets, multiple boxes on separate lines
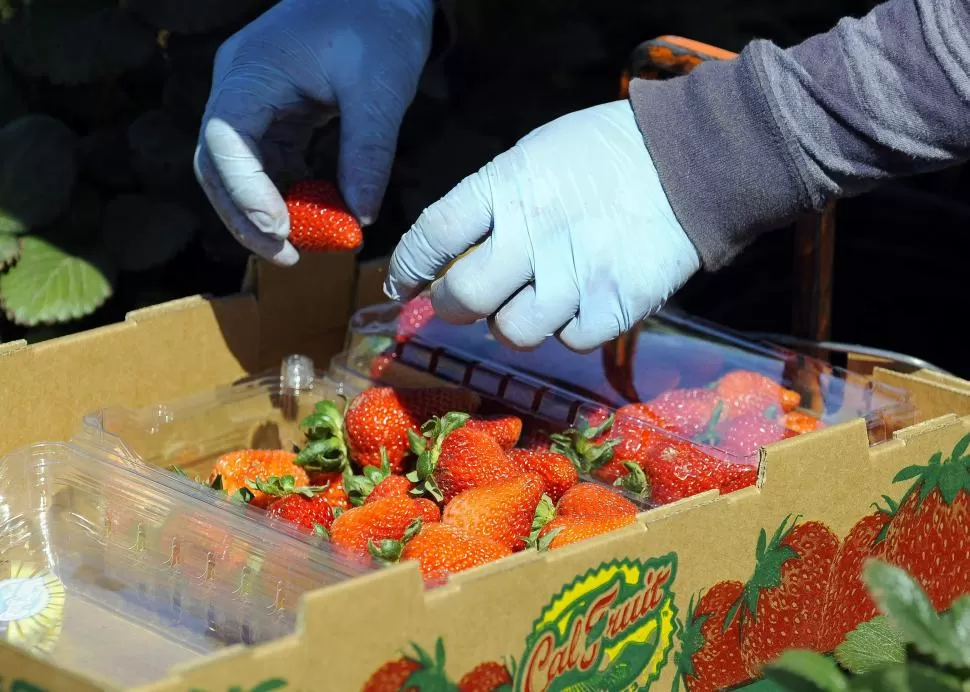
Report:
192,386,641,586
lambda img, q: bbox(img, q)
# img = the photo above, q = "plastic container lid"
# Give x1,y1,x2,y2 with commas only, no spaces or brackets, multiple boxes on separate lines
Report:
0,441,361,688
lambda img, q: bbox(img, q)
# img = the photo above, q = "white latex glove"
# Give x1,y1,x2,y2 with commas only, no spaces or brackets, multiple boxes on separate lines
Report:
384,100,702,352
194,0,435,265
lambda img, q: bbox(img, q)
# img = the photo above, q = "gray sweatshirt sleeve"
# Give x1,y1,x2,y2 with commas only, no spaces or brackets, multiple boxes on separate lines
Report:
628,0,970,271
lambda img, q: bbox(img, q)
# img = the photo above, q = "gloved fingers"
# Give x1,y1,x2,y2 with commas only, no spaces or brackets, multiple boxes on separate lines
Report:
194,144,300,266
489,282,580,350
428,234,532,325
385,167,494,301
200,86,291,241
557,307,626,353
259,112,332,184
338,97,409,226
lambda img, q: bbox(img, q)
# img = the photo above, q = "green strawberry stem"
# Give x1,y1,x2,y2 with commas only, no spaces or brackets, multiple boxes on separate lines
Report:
295,399,349,472
405,412,470,502
614,461,649,497
872,494,900,545
247,474,330,499
549,414,620,473
402,637,457,691
723,513,802,633
892,432,970,511
673,594,705,687
367,518,424,565
344,448,393,507
693,400,726,447
523,494,556,548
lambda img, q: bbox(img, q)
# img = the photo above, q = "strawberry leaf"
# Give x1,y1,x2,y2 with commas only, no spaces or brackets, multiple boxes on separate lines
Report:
892,464,926,483
231,487,255,505
300,400,346,441
535,527,563,552
101,195,198,272
0,236,115,326
833,616,905,674
313,523,329,540
209,474,224,492
940,595,970,660
344,467,376,507
0,234,21,269
849,663,963,690
0,116,77,234
549,415,618,473
951,432,970,464
614,461,648,496
763,650,848,691
861,560,968,667
368,538,405,565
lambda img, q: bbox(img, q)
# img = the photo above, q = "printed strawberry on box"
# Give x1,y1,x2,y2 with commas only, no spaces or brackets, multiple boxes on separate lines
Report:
344,298,917,503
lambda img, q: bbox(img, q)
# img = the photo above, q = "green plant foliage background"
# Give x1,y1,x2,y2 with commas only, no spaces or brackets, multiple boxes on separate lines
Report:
0,0,879,344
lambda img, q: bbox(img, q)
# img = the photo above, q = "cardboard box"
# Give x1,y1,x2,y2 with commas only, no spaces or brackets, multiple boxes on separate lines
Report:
2,254,970,691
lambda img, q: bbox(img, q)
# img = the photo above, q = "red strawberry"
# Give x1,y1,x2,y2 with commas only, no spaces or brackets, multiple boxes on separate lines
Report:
443,473,545,551
518,426,557,451
506,448,578,502
715,370,801,417
465,414,523,450
675,582,748,692
643,388,719,437
396,295,435,343
361,639,452,692
458,661,513,692
284,180,362,252
266,492,335,533
209,449,309,509
647,441,758,505
343,450,412,506
413,498,441,524
306,470,352,512
782,410,824,434
343,387,481,471
534,515,635,551
880,433,970,611
408,413,520,504
401,522,511,585
817,501,895,651
555,482,638,519
369,475,413,502
729,516,840,676
711,412,795,458
328,496,424,559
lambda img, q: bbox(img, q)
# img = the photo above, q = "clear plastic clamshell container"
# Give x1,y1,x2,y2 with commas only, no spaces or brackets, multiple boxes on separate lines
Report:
0,441,364,688
343,299,918,455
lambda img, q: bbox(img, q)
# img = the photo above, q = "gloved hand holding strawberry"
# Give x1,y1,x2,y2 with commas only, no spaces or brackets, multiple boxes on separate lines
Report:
384,101,702,352
193,0,435,266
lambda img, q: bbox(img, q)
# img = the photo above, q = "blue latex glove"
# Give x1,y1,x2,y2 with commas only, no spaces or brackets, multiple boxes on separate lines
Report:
194,0,435,266
384,101,702,352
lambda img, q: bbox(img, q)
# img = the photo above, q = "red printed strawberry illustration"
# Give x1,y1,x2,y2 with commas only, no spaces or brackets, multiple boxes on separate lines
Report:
715,370,801,417
396,295,436,343
506,448,578,502
343,387,481,471
816,499,896,652
442,473,546,552
647,441,758,505
284,180,363,252
458,660,514,691
407,412,519,504
465,414,523,450
675,581,748,692
361,638,453,692
727,515,840,676
880,433,970,611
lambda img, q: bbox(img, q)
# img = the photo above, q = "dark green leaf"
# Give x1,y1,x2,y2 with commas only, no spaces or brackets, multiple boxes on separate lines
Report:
127,110,196,191
951,433,970,463
834,617,905,674
0,0,157,84
101,194,198,272
128,0,272,34
893,465,926,483
0,234,20,268
763,650,848,691
0,236,114,326
848,663,963,691
862,561,967,666
0,116,77,235
79,129,137,192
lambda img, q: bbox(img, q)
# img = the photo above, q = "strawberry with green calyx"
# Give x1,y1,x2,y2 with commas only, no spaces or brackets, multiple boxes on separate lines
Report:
231,473,328,506
267,492,336,533
361,637,457,692
210,449,308,508
343,448,395,507
725,514,839,676
458,658,515,692
613,461,649,497
880,432,970,612
674,583,747,692
295,399,349,474
407,412,518,504
367,518,424,565
329,496,426,559
525,494,556,548
549,413,619,474
532,515,636,552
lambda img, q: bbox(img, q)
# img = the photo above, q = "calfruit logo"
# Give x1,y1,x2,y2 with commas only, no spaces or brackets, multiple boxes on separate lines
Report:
517,555,678,692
